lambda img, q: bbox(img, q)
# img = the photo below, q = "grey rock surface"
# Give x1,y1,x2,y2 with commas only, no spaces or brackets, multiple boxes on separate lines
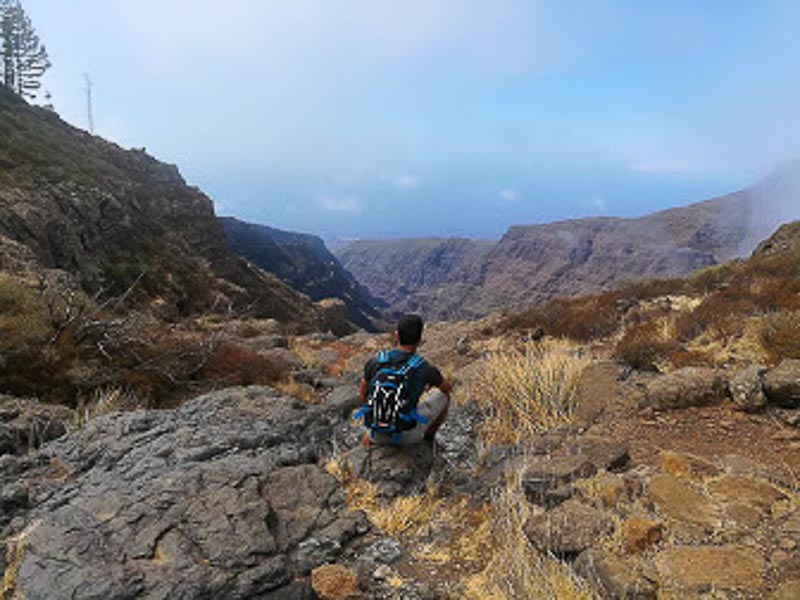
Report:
729,365,768,412
1,386,368,600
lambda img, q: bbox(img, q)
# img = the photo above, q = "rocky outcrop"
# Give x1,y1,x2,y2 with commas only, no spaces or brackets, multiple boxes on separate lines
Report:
221,217,384,332
0,86,320,327
338,165,800,320
0,387,369,599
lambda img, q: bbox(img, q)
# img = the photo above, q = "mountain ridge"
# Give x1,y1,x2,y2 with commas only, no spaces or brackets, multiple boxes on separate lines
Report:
337,165,800,320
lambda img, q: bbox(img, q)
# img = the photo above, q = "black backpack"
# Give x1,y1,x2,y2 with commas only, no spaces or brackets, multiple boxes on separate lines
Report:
354,350,429,440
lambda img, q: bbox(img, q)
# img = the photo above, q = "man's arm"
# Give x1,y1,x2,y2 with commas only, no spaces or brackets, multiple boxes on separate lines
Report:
358,378,369,403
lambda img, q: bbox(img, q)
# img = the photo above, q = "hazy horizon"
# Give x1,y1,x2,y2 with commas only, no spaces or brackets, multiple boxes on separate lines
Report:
26,1,800,240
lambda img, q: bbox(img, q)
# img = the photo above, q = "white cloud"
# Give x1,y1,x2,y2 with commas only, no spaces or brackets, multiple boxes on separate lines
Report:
499,188,519,201
318,194,362,213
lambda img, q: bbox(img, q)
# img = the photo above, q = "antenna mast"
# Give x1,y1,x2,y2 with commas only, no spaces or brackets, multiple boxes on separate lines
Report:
83,73,94,134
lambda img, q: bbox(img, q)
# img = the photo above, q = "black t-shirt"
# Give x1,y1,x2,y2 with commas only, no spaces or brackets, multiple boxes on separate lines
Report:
363,349,443,405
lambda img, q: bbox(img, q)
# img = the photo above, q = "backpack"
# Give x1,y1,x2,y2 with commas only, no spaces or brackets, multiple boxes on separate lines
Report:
354,350,429,441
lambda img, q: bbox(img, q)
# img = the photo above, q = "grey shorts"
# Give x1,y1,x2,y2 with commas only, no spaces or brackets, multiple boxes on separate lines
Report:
369,389,449,446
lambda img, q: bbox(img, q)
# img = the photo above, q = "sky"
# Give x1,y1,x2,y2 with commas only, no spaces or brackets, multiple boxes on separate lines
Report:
23,0,800,241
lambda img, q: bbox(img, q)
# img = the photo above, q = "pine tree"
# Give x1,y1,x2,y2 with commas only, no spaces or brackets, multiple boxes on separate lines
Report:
0,0,50,100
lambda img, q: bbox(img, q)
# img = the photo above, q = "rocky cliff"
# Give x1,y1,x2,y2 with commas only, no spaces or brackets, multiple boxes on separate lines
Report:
0,86,319,327
338,164,800,320
220,217,384,332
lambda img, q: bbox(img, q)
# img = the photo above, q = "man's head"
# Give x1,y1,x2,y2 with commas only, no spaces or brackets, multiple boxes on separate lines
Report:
396,314,424,347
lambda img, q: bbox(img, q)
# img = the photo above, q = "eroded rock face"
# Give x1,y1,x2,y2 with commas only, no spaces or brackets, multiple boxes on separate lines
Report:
2,387,368,599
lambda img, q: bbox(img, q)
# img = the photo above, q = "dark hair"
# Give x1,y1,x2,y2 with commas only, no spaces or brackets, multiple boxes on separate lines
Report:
397,314,424,346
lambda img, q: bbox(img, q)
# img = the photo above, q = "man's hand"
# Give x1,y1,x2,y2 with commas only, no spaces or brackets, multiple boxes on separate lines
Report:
439,378,454,396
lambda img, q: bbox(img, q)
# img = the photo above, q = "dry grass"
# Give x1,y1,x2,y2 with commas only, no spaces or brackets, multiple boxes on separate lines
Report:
327,454,592,598
463,474,596,600
471,340,589,444
272,376,317,403
74,387,144,427
613,321,680,371
752,310,800,363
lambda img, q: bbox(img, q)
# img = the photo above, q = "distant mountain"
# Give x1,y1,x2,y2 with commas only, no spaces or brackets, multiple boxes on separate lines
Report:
337,164,800,320
0,86,321,329
220,217,384,331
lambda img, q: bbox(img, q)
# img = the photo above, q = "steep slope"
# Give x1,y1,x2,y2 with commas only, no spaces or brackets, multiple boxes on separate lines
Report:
220,216,384,331
338,164,800,320
335,238,494,320
0,86,319,328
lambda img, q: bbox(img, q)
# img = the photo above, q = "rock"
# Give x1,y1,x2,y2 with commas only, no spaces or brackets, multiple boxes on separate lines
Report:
573,361,624,425
521,455,596,506
772,581,800,600
524,499,615,556
764,359,800,408
706,475,786,527
642,368,728,410
565,437,631,473
729,365,768,412
621,517,663,554
316,298,355,337
647,474,719,531
575,549,658,599
774,407,800,427
3,386,369,599
455,335,471,356
260,347,305,372
360,538,404,565
654,545,766,592
0,396,74,456
348,443,435,499
311,564,360,599
659,450,721,480
326,385,361,418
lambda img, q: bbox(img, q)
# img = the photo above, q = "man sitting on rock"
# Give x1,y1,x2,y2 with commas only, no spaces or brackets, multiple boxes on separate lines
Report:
357,314,452,445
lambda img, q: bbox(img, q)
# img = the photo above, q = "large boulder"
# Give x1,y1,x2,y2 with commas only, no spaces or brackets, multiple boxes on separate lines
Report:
764,360,800,408
642,367,729,410
1,386,368,599
729,365,768,412
575,549,658,599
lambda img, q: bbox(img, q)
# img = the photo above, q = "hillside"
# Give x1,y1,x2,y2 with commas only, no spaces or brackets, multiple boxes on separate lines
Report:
338,164,800,320
2,220,799,598
0,86,319,327
220,217,384,332
335,237,494,319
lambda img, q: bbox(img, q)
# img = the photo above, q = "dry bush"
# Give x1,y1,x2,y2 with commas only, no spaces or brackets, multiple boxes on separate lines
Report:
613,321,680,371
673,288,757,343
502,292,623,343
199,342,292,386
754,310,800,363
471,340,589,444
75,387,145,427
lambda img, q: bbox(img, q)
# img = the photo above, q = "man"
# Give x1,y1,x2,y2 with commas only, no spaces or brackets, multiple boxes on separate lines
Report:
358,314,452,445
